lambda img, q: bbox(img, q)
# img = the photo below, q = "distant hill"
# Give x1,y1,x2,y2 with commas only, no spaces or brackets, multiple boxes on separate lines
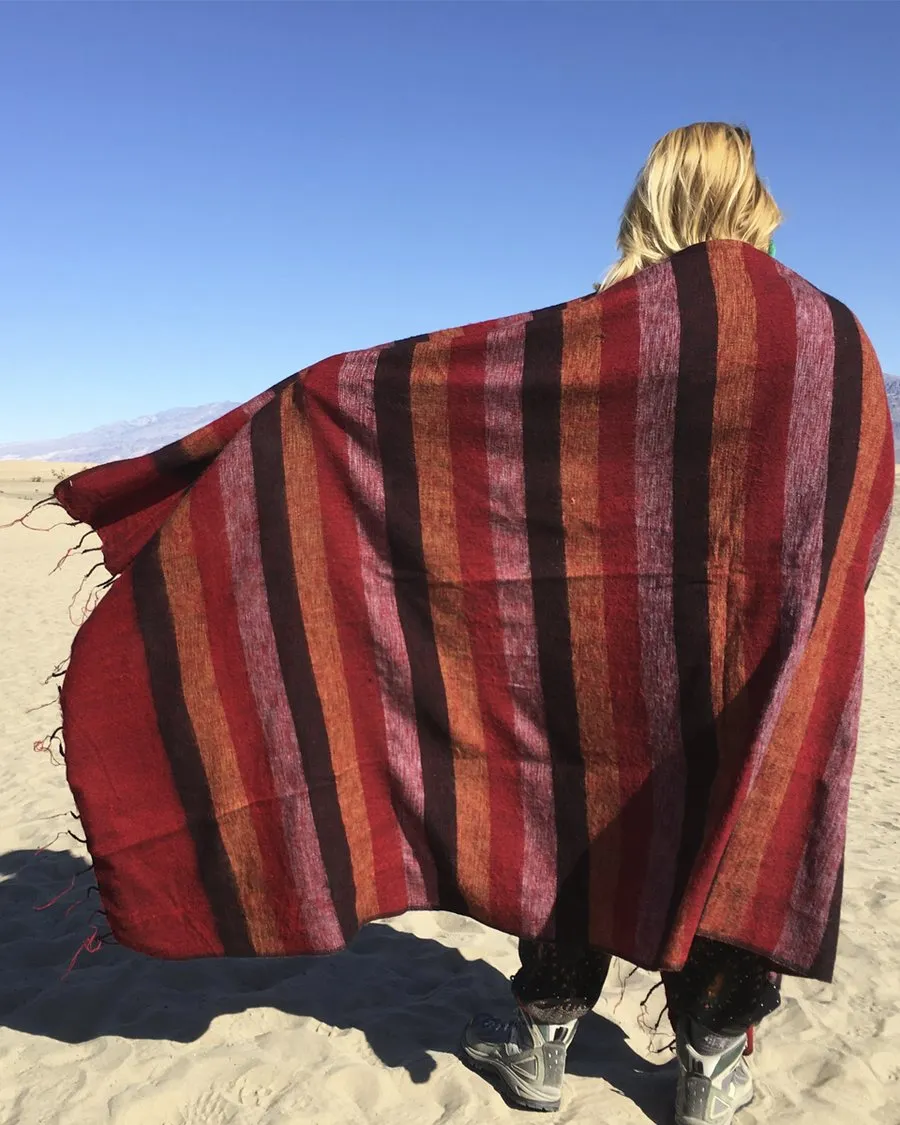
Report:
1,378,898,464
0,403,238,463
885,375,900,448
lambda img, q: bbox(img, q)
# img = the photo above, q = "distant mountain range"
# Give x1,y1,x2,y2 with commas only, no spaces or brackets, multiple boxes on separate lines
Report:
0,403,238,463
1,377,898,464
885,375,900,447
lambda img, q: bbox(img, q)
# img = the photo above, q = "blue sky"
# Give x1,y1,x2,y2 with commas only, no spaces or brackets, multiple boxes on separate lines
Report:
1,1,897,442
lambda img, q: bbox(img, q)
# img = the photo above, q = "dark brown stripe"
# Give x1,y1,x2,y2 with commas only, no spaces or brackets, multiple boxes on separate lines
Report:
132,539,254,954
521,304,589,939
808,858,843,982
668,247,720,924
250,402,359,941
819,298,863,607
153,439,197,475
373,338,464,912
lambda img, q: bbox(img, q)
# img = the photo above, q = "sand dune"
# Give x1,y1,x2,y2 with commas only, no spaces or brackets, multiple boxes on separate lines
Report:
1,463,897,1124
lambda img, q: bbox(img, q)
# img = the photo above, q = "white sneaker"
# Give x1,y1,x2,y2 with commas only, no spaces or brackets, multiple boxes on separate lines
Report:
675,1017,754,1125
462,1009,578,1112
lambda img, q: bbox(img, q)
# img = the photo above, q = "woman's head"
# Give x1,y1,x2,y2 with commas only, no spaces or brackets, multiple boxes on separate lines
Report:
598,122,782,290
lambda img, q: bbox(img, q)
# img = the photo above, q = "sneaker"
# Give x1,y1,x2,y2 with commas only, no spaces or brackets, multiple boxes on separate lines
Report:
675,1017,754,1125
462,1009,578,1112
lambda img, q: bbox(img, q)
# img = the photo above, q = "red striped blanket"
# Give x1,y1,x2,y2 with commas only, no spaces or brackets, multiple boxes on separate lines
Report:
54,241,894,979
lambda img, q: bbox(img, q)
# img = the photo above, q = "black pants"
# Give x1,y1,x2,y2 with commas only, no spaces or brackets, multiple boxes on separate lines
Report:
512,937,781,1035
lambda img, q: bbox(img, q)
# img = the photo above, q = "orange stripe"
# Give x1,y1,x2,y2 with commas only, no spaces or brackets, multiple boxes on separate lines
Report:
410,331,491,908
703,340,889,932
707,241,757,713
706,243,758,825
159,500,283,953
179,424,228,460
559,301,618,946
278,391,381,923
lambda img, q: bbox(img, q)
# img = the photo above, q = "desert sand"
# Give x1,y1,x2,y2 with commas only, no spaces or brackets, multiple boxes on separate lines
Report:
0,461,95,502
1,461,898,1125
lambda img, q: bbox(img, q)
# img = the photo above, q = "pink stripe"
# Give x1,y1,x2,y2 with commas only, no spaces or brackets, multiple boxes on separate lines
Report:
633,263,684,959
242,389,276,418
775,649,863,964
337,348,430,907
745,267,835,788
218,424,343,947
484,316,557,937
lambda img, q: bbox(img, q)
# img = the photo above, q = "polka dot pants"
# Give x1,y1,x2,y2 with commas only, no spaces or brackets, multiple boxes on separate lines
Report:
512,937,782,1033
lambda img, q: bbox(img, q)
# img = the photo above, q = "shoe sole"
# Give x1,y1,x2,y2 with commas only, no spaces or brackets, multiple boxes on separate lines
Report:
674,1092,755,1125
460,1045,561,1113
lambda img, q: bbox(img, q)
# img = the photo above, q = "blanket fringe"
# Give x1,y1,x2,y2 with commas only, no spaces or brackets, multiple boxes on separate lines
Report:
26,697,59,715
60,925,103,981
34,832,62,855
29,546,110,983
44,660,69,683
0,496,60,530
49,529,100,575
67,565,116,627
31,833,110,972
637,980,675,1055
33,726,65,767
612,962,676,1056
34,875,77,912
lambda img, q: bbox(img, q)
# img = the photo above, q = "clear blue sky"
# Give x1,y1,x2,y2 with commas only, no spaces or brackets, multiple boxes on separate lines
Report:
1,1,897,442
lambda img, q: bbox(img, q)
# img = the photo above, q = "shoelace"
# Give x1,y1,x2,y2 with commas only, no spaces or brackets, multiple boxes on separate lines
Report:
478,1014,529,1047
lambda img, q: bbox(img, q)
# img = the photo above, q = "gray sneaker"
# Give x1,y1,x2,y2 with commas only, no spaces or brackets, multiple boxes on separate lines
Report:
675,1018,754,1125
462,1009,578,1112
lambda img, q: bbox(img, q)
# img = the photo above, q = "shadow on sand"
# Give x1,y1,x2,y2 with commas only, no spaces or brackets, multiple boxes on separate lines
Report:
0,846,675,1123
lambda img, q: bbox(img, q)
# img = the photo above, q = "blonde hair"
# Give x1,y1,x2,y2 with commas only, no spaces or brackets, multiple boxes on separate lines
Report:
598,122,782,291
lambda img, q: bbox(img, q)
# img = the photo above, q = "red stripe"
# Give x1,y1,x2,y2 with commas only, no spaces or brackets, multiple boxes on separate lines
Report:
752,513,869,952
447,325,526,930
307,356,409,916
189,465,306,949
63,573,224,957
594,279,653,952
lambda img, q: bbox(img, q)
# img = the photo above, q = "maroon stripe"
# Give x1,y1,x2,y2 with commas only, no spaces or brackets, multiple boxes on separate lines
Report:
521,304,589,939
667,246,720,926
372,337,465,913
132,539,254,954
807,860,843,981
819,297,863,605
249,402,359,941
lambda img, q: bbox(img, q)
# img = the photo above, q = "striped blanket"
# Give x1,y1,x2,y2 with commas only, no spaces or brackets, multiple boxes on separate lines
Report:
55,241,894,980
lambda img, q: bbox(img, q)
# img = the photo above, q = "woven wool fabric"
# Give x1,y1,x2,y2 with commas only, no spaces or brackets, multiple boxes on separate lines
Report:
54,241,895,979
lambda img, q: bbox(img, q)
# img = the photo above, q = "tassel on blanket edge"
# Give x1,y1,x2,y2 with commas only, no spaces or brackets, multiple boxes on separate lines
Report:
60,925,103,981
44,661,69,684
612,961,641,1014
49,529,101,575
33,726,65,768
0,495,61,531
64,887,103,920
68,570,116,628
636,980,674,1054
34,875,77,912
26,697,59,715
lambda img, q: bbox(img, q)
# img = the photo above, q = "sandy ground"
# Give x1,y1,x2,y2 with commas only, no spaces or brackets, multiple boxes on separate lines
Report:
0,461,94,503
1,461,898,1125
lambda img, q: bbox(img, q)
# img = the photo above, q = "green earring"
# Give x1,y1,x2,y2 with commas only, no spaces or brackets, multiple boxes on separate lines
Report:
768,239,776,258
